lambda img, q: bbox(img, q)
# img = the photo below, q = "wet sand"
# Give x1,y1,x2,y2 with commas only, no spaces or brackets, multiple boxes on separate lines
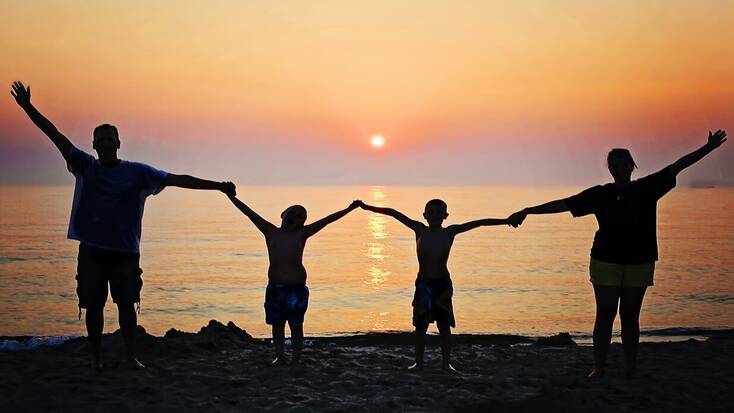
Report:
1,321,733,412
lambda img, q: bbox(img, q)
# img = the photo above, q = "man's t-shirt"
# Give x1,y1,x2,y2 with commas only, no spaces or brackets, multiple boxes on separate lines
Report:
66,145,168,253
564,167,676,264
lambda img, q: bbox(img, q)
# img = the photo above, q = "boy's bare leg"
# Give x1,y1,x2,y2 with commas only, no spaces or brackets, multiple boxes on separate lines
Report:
409,326,428,370
271,322,287,365
85,306,104,370
118,302,144,369
289,321,304,365
437,322,456,373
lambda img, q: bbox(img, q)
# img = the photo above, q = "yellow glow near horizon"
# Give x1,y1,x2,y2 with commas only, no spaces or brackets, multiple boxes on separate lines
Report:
371,135,385,148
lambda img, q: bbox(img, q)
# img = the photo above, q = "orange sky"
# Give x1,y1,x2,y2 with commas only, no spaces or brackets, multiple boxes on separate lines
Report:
1,1,732,184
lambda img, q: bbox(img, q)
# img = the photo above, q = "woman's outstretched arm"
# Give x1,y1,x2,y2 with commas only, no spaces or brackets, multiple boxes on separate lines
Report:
669,130,727,176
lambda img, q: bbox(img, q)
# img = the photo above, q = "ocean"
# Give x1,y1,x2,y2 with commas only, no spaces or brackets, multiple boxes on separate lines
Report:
1,185,732,339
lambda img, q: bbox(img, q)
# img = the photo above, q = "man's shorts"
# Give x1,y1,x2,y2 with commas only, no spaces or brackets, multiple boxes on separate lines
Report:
412,276,456,329
264,283,309,325
589,258,655,287
76,243,143,309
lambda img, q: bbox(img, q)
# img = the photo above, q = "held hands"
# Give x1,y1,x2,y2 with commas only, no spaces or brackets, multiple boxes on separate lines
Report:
507,210,527,228
220,181,237,197
349,200,363,210
707,130,727,149
10,81,31,108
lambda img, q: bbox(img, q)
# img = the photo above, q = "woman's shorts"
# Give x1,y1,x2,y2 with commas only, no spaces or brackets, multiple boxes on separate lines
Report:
589,258,655,287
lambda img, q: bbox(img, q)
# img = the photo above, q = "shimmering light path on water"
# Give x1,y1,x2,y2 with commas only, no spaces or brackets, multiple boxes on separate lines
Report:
1,186,732,337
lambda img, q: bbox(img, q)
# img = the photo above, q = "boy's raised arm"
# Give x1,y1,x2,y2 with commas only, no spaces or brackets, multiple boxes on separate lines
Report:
303,200,360,238
359,201,424,232
228,194,276,235
11,81,73,160
448,218,511,235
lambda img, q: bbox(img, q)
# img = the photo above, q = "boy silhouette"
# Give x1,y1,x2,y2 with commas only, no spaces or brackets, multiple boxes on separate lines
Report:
227,194,360,365
358,199,514,372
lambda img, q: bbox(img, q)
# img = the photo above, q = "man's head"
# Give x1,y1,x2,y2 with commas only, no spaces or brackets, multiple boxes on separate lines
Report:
423,199,448,226
281,205,307,230
607,148,636,183
92,124,120,158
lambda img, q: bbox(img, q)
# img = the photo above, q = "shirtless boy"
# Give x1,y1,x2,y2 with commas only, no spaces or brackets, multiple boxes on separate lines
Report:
358,199,514,371
227,195,360,365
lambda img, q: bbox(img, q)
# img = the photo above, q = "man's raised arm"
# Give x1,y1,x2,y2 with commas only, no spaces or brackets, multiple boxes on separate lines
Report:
11,81,72,159
669,130,727,176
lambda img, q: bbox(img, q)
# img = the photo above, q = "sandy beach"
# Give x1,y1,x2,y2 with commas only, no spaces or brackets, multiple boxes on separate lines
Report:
1,321,732,412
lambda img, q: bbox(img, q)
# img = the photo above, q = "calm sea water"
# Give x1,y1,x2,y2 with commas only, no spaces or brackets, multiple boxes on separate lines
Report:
1,186,732,338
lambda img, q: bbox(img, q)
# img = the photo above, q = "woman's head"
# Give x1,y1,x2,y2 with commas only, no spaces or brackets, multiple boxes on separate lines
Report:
607,148,637,182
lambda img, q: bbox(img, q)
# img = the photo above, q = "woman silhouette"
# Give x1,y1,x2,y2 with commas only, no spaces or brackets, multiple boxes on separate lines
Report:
509,130,727,378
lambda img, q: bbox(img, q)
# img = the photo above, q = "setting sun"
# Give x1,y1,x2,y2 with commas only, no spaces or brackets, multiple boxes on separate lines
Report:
370,135,385,148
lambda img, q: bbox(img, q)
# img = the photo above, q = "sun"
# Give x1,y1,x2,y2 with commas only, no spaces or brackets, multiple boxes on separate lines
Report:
370,135,385,148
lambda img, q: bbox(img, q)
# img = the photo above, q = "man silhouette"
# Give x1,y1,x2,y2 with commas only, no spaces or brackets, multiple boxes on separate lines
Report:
11,81,236,369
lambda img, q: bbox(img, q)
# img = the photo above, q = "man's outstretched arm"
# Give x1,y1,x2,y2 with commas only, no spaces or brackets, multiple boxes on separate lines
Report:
302,201,360,238
448,218,511,235
669,130,727,176
162,174,235,193
359,201,424,232
11,81,72,159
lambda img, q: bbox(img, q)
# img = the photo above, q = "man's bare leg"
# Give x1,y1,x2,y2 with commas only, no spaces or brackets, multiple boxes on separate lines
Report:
85,306,104,370
117,302,144,368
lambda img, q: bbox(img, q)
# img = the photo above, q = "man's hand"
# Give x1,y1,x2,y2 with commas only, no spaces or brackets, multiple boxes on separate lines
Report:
11,81,31,108
356,200,367,209
707,130,727,149
220,181,236,197
507,210,527,228
349,200,361,210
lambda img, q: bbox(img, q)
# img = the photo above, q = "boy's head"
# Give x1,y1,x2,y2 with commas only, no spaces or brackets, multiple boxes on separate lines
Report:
281,205,307,230
607,148,636,182
423,199,448,226
92,124,120,157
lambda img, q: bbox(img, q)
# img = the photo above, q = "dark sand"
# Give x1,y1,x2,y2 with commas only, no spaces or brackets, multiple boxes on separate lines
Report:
1,321,732,412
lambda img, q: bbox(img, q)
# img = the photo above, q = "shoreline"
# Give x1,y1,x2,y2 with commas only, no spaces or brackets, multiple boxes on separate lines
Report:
2,321,733,412
3,324,733,351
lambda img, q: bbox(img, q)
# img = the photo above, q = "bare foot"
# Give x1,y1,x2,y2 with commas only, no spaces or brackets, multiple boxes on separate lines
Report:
442,363,459,374
90,359,103,372
125,357,146,370
407,362,424,371
586,367,604,379
271,357,288,367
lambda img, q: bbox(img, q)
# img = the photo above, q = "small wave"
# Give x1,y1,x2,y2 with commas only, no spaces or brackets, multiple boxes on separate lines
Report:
0,256,27,263
0,335,79,351
676,294,734,304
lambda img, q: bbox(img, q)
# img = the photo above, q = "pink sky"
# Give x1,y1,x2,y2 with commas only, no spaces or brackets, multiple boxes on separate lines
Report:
2,1,732,185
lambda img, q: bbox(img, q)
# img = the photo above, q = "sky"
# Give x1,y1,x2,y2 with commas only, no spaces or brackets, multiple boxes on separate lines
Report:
1,1,733,185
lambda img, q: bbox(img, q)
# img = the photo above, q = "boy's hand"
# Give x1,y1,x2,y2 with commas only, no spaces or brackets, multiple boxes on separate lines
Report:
508,210,527,228
349,200,361,210
11,81,31,108
220,181,236,197
355,200,367,209
707,130,727,149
